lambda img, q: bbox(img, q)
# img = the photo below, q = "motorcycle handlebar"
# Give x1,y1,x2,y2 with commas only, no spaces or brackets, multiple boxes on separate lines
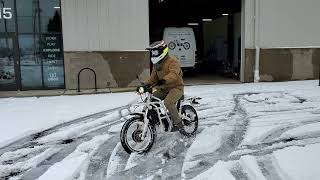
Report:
136,85,153,94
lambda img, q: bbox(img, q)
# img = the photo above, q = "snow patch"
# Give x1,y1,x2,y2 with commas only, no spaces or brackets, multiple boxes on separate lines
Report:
0,146,44,163
37,113,118,143
280,122,320,139
181,159,201,175
239,155,266,180
0,93,136,148
184,126,223,162
143,169,163,180
124,152,139,170
182,126,224,179
271,143,320,180
108,122,125,133
191,161,235,180
38,134,111,180
313,108,320,114
106,143,122,179
243,93,300,104
0,148,60,178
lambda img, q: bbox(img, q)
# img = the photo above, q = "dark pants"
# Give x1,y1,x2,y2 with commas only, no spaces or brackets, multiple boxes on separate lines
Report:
153,88,183,128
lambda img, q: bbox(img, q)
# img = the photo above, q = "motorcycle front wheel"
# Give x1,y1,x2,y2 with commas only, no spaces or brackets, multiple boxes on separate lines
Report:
120,116,156,154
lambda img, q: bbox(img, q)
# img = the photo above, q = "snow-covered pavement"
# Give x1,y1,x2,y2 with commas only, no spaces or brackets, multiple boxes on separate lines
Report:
0,80,320,180
0,93,137,148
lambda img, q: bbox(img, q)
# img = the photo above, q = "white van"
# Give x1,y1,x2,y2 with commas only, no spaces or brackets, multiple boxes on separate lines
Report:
163,27,197,70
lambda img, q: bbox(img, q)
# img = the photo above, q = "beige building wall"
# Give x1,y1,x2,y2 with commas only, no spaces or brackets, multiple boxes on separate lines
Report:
61,0,150,89
259,0,320,48
243,0,320,82
61,0,149,51
64,51,150,89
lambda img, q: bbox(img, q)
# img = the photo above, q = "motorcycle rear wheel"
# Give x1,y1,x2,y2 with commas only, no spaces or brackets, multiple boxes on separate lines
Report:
179,105,198,137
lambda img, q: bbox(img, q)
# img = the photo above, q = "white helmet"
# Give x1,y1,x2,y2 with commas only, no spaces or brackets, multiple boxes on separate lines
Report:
147,40,169,64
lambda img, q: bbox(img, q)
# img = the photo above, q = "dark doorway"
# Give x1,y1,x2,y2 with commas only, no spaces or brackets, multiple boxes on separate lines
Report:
149,0,242,85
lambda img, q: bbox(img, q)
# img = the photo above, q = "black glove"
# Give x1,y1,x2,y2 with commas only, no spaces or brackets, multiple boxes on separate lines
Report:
136,84,151,94
156,79,166,86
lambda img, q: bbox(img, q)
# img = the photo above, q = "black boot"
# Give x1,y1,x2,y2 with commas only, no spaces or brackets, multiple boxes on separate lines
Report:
171,126,180,132
171,122,183,132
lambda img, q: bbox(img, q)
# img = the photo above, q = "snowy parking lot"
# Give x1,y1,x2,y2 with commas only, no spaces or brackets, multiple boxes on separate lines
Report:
0,80,320,180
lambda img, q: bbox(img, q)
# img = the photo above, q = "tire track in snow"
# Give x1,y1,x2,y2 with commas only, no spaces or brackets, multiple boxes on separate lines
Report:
182,94,249,179
259,114,320,144
106,143,130,179
0,148,61,179
0,104,132,155
257,155,282,180
0,104,134,180
85,137,119,180
229,162,250,180
107,133,192,180
229,135,320,160
232,95,320,159
37,134,112,180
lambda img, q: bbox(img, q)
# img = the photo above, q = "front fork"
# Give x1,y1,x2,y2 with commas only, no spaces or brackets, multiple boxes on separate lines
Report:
141,108,149,141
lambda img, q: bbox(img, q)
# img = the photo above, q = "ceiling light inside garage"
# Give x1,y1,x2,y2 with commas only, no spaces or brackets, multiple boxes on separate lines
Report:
54,7,60,9
188,23,199,26
202,19,213,22
222,13,229,16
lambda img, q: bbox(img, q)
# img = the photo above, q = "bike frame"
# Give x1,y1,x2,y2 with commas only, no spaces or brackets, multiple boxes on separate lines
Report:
131,91,196,140
141,92,172,139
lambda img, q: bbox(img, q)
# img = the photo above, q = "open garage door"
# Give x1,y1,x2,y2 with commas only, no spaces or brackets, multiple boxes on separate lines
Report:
149,0,242,85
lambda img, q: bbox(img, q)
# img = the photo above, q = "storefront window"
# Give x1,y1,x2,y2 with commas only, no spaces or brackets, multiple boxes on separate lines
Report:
40,0,62,33
16,0,40,33
0,0,15,33
19,35,43,89
0,0,64,90
0,37,16,90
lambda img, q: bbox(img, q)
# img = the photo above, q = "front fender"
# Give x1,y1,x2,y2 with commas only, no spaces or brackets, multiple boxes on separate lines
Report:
129,113,144,119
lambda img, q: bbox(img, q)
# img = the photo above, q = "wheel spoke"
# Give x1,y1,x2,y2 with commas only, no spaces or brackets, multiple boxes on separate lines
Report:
129,140,137,147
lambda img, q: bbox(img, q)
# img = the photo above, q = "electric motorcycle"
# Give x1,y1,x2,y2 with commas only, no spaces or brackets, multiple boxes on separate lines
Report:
120,85,199,154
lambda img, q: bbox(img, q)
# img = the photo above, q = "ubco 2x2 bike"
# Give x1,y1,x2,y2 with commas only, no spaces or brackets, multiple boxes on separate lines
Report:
120,85,199,154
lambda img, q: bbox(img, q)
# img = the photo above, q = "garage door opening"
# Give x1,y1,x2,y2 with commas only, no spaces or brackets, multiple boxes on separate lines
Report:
149,0,242,85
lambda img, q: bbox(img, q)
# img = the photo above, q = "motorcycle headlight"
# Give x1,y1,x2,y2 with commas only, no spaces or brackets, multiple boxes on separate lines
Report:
138,87,145,94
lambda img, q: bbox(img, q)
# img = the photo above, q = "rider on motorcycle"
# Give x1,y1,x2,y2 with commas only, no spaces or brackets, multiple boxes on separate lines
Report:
143,40,185,131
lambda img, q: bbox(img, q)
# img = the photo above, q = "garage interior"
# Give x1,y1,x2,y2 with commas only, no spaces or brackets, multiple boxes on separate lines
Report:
149,0,242,85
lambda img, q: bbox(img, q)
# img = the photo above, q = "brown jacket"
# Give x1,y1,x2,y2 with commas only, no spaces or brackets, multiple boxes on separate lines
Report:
146,55,184,91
